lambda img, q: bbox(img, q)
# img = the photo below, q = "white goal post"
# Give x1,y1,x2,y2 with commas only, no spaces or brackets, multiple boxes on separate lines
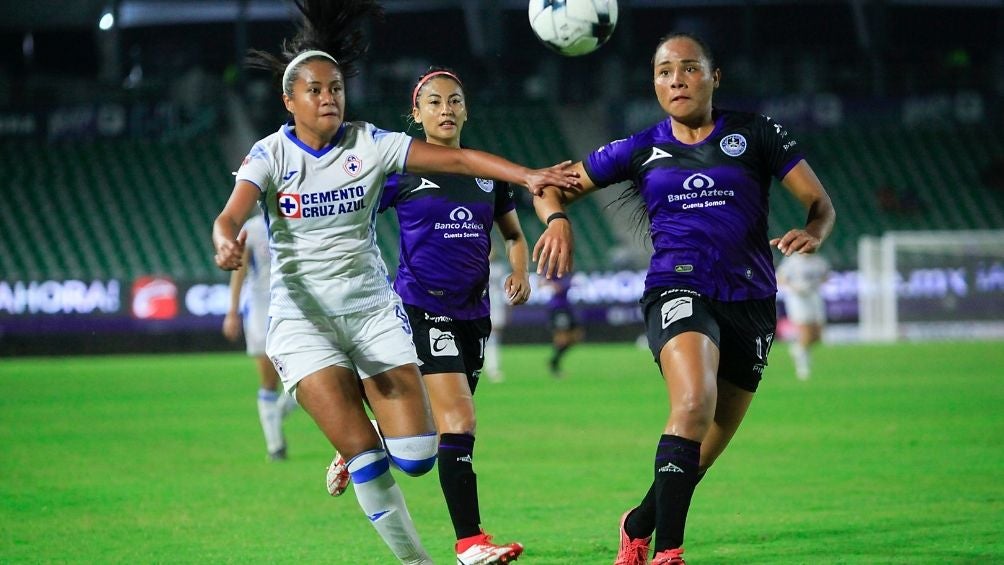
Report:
858,230,1004,342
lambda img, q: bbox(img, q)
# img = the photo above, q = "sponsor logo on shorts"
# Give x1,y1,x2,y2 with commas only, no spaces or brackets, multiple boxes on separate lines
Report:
661,296,693,329
270,355,286,376
424,312,453,323
429,327,459,357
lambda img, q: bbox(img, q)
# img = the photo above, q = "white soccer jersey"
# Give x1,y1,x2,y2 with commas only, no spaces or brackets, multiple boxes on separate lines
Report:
236,121,413,318
777,253,830,298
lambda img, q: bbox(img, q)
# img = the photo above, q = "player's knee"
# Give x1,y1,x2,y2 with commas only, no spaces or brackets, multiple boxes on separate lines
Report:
384,433,438,476
673,391,716,425
439,410,476,435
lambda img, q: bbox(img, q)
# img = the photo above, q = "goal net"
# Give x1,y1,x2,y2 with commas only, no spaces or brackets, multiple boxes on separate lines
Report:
858,230,1004,341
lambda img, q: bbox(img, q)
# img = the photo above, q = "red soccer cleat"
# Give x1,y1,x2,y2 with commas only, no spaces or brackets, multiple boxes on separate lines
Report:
455,530,524,564
651,547,686,565
614,510,651,565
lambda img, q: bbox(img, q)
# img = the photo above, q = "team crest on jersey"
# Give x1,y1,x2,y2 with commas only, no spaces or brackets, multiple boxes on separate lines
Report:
277,193,302,218
720,134,747,157
343,154,363,177
475,178,494,192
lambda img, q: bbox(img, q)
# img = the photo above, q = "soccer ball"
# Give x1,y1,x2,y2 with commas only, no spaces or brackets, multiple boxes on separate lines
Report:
528,0,619,57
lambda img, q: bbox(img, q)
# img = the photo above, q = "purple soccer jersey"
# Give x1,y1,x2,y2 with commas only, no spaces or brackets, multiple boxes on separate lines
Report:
379,172,516,319
547,276,572,310
584,109,804,301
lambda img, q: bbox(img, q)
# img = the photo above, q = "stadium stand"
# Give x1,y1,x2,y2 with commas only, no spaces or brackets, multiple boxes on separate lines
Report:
1,136,228,281
769,123,1004,269
4,116,1002,282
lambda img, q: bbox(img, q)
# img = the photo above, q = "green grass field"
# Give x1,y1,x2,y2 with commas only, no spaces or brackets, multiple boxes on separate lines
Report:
2,341,1002,564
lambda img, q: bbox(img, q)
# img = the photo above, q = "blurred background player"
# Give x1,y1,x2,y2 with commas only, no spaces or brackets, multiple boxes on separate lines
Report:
776,252,831,380
544,276,582,378
484,246,510,383
376,66,529,565
531,32,835,565
222,212,297,461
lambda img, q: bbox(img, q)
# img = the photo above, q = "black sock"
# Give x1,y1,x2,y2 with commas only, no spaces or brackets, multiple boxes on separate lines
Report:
627,462,708,540
625,482,656,540
438,433,481,539
653,434,701,552
550,344,571,368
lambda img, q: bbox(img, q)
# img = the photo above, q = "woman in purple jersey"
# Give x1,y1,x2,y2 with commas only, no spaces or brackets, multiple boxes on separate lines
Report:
378,66,528,565
212,2,578,563
532,33,835,564
543,276,583,378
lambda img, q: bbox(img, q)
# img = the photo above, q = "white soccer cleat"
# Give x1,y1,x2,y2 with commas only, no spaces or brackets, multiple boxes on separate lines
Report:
326,452,350,497
455,530,523,564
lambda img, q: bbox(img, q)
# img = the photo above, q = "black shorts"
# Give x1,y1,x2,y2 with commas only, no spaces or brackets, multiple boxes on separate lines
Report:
641,288,777,393
404,304,491,394
549,306,578,332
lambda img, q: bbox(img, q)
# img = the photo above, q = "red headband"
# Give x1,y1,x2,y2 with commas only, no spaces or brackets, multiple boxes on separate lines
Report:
411,71,464,108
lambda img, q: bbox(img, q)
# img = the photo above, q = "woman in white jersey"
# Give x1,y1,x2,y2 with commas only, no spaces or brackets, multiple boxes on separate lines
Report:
222,213,297,461
776,252,831,380
211,2,578,564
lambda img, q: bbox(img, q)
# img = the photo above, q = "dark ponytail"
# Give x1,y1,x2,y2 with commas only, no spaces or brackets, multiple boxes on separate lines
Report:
247,0,384,94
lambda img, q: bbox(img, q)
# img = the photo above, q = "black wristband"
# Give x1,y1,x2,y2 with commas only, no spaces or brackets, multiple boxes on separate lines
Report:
546,212,569,225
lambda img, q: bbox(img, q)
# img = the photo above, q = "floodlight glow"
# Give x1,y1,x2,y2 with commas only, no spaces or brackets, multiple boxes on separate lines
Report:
98,12,115,31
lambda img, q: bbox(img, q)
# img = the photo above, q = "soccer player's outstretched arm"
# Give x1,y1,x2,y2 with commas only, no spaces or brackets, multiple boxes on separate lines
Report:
531,161,598,279
406,140,579,196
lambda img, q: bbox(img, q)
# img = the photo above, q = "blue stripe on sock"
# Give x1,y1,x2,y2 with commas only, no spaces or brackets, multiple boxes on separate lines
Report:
350,456,390,484
389,454,437,476
258,389,279,402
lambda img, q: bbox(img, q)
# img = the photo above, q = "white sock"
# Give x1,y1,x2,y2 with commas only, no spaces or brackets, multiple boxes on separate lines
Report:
257,389,285,454
348,450,431,564
277,392,298,419
791,343,811,379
